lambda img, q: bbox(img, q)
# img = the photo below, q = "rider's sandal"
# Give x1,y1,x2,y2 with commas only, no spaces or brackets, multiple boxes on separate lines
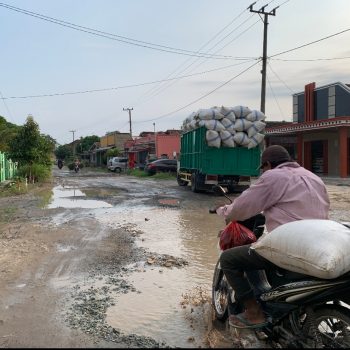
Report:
229,313,268,329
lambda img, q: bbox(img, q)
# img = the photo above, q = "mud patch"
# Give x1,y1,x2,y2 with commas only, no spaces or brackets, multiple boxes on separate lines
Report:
82,187,124,198
144,253,188,268
158,198,180,207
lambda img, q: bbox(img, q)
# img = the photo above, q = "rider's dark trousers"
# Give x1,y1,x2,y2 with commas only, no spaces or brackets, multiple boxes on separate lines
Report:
220,244,277,303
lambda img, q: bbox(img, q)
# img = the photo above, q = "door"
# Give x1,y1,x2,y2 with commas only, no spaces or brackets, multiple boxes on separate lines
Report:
311,140,328,175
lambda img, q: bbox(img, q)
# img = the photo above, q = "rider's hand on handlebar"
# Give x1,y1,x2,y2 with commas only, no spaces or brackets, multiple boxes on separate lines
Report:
209,202,226,214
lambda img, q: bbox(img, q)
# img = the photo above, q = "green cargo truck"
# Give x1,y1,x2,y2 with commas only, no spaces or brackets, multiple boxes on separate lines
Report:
177,126,262,193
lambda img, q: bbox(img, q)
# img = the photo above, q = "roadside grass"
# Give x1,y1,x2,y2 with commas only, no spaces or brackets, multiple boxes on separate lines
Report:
0,206,17,223
128,169,176,180
0,178,30,197
127,169,149,177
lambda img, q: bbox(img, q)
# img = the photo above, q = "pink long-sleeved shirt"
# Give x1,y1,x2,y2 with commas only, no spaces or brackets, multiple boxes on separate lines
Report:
216,162,330,232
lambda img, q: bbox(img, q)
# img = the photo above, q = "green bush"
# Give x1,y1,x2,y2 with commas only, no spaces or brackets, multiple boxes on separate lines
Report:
16,163,51,183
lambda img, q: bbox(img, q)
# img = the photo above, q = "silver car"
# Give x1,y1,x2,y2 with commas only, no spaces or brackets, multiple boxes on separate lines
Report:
107,157,128,173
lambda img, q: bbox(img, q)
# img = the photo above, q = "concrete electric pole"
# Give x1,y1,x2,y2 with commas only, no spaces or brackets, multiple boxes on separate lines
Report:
123,108,133,138
153,122,157,158
69,130,76,156
249,2,278,114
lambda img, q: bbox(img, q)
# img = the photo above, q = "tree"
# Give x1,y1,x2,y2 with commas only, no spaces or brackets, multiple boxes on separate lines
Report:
8,115,51,166
79,135,100,152
106,148,121,158
55,145,72,161
0,116,20,152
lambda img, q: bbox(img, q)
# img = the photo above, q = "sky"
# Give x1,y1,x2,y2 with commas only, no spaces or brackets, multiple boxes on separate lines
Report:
1,0,350,145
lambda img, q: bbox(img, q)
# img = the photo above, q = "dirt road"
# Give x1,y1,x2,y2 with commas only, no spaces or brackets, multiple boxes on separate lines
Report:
0,167,349,348
0,167,224,348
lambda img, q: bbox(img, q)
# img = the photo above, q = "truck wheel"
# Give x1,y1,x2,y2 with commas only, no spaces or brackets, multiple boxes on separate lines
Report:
191,173,199,193
227,185,235,194
177,174,188,186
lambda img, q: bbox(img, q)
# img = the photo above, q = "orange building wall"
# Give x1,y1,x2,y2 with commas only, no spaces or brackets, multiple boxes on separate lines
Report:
156,134,180,159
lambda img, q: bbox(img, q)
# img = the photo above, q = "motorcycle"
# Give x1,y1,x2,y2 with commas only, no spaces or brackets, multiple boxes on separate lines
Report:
57,160,63,169
210,184,350,348
74,163,80,173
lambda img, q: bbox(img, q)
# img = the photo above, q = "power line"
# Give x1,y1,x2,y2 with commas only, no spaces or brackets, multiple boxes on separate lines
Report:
137,0,289,106
271,56,350,62
137,59,261,123
0,60,257,100
0,2,250,60
266,73,285,119
137,17,261,106
267,62,295,94
0,90,14,122
270,27,350,58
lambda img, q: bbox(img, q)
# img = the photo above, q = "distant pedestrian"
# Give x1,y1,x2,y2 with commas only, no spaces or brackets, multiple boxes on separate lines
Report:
129,159,135,169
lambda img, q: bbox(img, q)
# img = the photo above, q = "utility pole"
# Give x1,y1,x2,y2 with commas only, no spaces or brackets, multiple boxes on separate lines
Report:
249,2,278,114
123,107,133,138
69,130,76,157
153,122,157,158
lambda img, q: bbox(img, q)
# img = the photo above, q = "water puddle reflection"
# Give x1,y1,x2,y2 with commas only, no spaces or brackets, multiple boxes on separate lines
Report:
47,182,225,346
106,268,211,348
98,207,224,347
47,185,112,209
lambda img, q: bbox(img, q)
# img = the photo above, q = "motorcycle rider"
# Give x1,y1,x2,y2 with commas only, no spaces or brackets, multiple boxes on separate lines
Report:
57,159,63,169
74,158,80,172
216,145,330,329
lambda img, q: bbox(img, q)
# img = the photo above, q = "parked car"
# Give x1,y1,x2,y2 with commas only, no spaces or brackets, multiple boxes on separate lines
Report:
145,159,177,175
107,157,128,173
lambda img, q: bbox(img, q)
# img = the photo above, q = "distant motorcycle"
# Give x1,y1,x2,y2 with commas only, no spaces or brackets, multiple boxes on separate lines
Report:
57,160,63,169
210,184,350,348
74,164,80,173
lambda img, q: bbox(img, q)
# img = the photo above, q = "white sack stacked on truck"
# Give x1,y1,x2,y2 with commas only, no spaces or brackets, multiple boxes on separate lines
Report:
246,110,266,122
247,121,266,138
206,130,221,148
199,119,226,132
232,105,252,119
219,106,236,121
196,108,224,120
182,105,266,149
220,130,235,147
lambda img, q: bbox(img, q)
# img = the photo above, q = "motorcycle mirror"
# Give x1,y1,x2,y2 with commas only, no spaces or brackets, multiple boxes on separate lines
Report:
212,185,232,203
212,185,226,195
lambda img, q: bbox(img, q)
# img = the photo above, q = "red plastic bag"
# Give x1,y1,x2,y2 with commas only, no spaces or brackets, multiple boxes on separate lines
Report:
219,221,256,251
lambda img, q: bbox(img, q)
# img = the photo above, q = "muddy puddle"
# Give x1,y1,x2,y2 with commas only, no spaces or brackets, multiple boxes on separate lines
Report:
47,184,224,347
45,179,350,347
97,207,223,347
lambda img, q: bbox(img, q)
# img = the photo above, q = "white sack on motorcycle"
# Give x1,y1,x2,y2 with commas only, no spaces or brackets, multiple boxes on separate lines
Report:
251,219,350,279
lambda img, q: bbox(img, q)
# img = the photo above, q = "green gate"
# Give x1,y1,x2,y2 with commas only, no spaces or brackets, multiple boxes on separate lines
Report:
0,152,17,182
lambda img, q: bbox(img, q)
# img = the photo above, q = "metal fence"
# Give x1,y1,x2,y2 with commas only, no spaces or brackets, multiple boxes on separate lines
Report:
0,152,17,182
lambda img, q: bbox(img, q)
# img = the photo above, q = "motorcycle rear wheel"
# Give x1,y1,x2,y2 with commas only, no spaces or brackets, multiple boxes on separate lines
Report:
212,261,229,321
303,305,350,348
